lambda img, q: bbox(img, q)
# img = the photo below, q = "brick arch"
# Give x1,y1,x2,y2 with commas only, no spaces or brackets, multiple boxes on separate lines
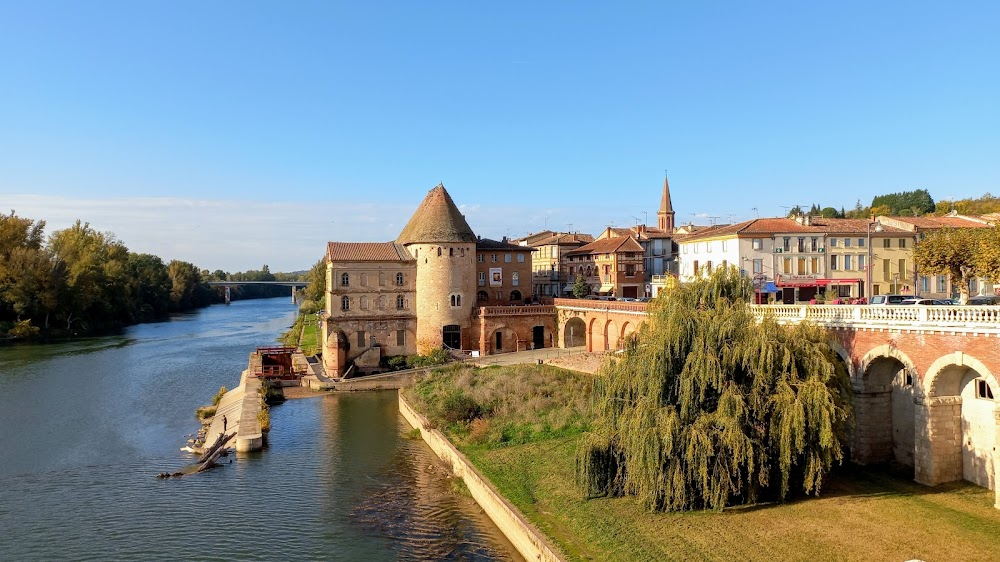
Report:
621,321,635,345
604,319,618,350
563,316,587,348
488,324,521,354
859,345,919,392
923,352,1000,399
588,317,601,352
826,339,855,379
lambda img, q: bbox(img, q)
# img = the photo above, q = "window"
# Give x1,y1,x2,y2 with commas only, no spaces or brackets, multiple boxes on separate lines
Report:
797,258,805,275
437,247,442,256
510,290,522,301
921,277,930,293
844,255,852,270
937,275,947,292
811,257,819,273
360,296,368,310
478,254,485,262
899,238,907,249
626,264,635,276
844,238,852,248
976,379,994,400
569,266,574,276
396,295,404,310
357,331,366,348
492,253,498,262
721,240,728,252
450,294,461,307
858,255,866,270
449,247,454,257
341,272,349,286
396,330,405,346
752,238,762,250
811,237,818,252
705,261,713,274
797,238,805,253
478,271,486,286
517,253,525,263
512,272,519,286
752,258,763,274
505,253,512,263
705,242,712,253
898,259,906,281
783,237,791,252
883,259,890,281
396,272,404,286
783,257,791,274
858,238,865,247
830,255,838,270
477,290,488,302
830,238,837,247
693,260,700,276
341,296,350,311
883,238,891,249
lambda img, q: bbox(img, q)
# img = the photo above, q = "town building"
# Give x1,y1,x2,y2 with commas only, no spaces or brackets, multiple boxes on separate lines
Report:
321,184,555,376
564,235,646,298
512,231,593,298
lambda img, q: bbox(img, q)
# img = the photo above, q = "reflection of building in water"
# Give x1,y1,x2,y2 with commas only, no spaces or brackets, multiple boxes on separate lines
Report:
321,184,553,375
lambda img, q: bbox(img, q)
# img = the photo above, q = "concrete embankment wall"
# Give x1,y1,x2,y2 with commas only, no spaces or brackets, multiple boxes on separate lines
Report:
398,395,565,562
207,369,263,453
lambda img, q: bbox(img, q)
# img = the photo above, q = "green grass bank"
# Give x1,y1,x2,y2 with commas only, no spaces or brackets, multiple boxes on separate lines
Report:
404,364,1000,562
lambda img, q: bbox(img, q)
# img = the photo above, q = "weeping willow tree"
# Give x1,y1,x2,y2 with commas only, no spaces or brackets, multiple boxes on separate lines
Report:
578,266,852,511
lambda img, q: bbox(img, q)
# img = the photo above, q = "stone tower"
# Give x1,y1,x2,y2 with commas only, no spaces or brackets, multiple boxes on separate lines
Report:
397,184,478,353
657,174,675,232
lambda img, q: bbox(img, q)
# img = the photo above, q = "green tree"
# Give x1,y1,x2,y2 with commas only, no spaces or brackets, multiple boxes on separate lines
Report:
125,253,171,321
914,228,988,303
572,274,589,298
577,267,852,511
301,258,326,305
819,207,839,218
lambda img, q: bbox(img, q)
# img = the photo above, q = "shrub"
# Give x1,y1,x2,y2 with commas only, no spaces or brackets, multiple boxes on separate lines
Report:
212,386,227,406
8,320,39,339
438,390,483,424
406,347,451,368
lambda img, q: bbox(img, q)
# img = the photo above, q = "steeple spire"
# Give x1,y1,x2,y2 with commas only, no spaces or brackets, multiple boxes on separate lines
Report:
657,172,675,232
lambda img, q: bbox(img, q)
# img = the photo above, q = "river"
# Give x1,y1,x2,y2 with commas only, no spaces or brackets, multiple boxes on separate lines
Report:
0,298,519,561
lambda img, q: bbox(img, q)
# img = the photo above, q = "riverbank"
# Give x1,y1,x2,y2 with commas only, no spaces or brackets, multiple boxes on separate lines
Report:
403,364,1000,561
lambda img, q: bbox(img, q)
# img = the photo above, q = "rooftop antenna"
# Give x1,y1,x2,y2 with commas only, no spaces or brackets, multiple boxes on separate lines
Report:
567,223,573,234
708,216,720,225
543,216,548,229
642,211,648,225
751,206,759,218
631,215,641,227
728,214,737,224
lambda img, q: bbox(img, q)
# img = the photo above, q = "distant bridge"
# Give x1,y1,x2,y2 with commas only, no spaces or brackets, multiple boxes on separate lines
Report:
206,281,309,303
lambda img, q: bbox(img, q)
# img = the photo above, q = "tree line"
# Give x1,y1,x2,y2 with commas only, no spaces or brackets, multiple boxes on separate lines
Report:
788,190,1000,219
0,210,304,339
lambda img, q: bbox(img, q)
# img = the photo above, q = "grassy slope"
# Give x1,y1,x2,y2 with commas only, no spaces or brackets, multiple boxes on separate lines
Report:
468,437,1000,562
407,364,1000,562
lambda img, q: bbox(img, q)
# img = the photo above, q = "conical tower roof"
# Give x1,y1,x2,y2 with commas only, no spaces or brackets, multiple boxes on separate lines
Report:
397,183,478,244
659,174,674,213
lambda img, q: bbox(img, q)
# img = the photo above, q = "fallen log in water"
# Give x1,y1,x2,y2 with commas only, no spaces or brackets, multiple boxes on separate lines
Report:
157,431,236,478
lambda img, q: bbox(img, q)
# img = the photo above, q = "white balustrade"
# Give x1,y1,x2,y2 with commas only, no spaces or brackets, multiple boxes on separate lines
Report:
749,304,1000,333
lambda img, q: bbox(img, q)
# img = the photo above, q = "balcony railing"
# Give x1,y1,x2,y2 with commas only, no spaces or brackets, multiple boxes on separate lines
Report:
475,305,556,316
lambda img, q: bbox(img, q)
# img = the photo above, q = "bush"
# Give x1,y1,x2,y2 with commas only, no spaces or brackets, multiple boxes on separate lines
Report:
386,356,408,371
438,390,483,424
212,386,227,406
8,320,40,339
196,406,217,420
406,347,451,369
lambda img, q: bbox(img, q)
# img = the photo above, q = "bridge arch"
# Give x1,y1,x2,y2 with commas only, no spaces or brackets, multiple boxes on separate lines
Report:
826,339,855,379
563,317,587,348
604,319,618,351
854,345,920,468
621,321,636,347
917,352,999,498
588,317,601,353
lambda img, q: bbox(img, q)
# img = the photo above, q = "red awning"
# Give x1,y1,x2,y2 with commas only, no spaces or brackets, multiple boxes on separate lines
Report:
775,278,852,288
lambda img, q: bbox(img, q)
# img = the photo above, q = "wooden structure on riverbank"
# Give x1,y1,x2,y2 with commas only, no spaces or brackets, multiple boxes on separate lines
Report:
250,346,308,381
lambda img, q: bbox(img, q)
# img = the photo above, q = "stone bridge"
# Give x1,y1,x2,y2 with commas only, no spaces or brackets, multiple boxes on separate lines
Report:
553,298,1000,507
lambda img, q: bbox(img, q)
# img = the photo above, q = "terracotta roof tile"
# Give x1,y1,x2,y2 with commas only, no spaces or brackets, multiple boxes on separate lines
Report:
476,238,532,251
396,184,478,244
327,242,413,262
566,235,644,256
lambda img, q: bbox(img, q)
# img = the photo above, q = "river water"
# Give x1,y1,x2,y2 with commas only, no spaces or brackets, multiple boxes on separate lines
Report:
0,298,518,561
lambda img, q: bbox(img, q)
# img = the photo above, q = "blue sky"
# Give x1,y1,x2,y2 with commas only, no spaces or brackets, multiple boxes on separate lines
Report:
2,1,997,271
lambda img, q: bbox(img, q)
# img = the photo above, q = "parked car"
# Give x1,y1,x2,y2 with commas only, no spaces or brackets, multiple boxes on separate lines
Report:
868,294,910,305
967,295,1000,305
900,298,952,306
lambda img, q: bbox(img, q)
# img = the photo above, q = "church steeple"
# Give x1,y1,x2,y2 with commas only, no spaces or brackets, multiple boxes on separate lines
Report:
657,173,675,232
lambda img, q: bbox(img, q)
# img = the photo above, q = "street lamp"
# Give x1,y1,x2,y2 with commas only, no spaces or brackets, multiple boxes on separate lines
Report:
866,219,883,301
